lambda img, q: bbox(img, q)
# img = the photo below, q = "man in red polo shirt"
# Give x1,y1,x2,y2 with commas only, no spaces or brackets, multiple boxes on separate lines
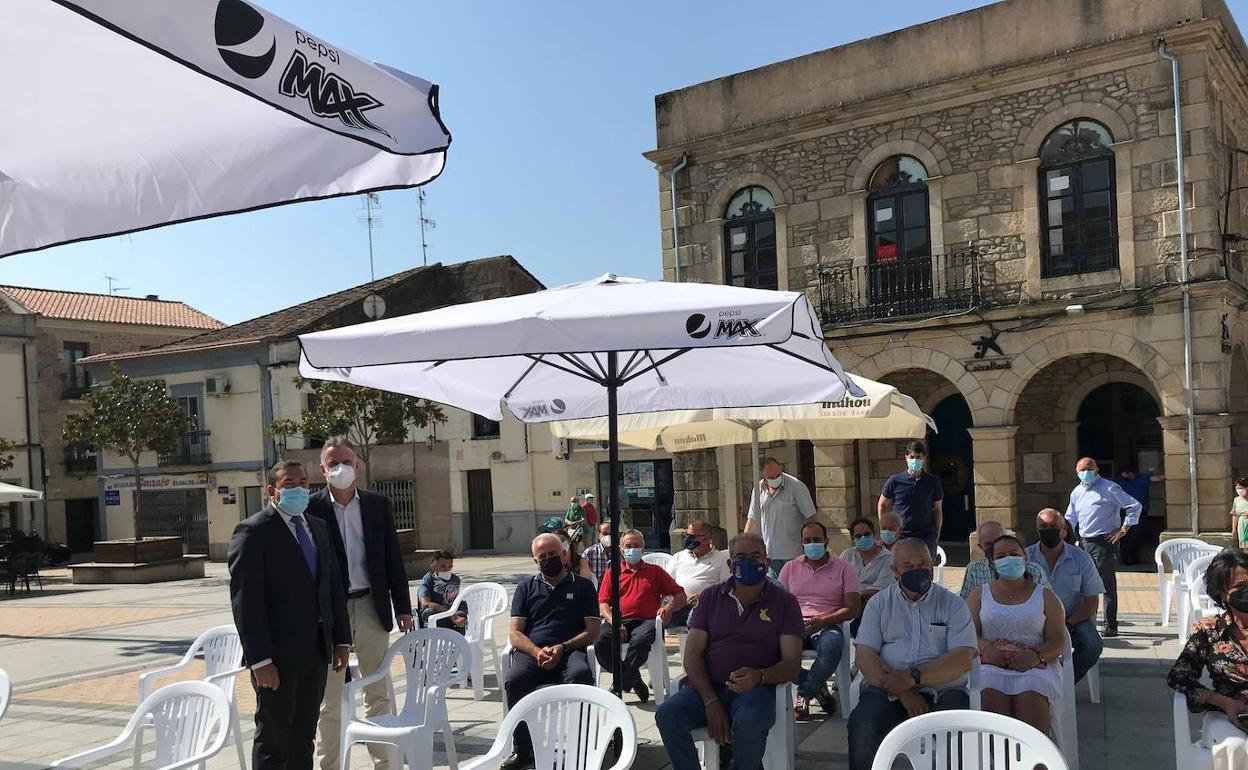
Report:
597,529,687,703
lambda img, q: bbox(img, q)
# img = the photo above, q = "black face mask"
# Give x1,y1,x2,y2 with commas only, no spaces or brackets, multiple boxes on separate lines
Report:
1038,528,1063,548
538,555,564,577
1229,586,1248,613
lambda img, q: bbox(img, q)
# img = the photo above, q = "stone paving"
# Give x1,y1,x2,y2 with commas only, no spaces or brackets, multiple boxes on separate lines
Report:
0,557,1186,769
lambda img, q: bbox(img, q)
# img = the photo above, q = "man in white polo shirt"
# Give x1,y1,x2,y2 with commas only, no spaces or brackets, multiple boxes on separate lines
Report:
666,519,732,627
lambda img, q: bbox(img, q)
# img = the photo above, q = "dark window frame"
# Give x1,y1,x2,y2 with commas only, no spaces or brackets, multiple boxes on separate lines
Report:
471,413,501,440
1038,120,1119,278
61,342,91,398
722,186,778,290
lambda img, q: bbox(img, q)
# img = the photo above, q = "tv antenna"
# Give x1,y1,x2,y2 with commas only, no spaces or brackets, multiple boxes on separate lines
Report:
418,188,436,267
358,193,383,282
104,275,129,295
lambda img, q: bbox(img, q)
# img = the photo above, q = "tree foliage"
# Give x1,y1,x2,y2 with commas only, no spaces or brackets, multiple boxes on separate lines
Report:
63,364,188,514
0,436,14,473
269,377,445,485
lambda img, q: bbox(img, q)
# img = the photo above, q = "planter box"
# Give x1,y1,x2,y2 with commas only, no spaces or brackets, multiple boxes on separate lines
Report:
71,555,207,584
396,529,418,553
404,549,440,581
94,537,183,564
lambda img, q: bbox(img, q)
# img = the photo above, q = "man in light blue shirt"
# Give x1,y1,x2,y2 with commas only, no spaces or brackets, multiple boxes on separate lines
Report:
1026,508,1105,682
1065,457,1141,637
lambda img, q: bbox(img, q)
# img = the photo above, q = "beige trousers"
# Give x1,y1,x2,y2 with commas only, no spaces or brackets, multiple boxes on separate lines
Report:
317,595,393,770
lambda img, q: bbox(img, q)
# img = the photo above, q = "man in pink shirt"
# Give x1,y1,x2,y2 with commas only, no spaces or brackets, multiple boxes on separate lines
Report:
778,520,861,720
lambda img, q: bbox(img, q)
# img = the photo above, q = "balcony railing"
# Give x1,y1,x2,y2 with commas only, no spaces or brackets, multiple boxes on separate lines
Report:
158,431,212,466
818,249,981,325
61,371,92,400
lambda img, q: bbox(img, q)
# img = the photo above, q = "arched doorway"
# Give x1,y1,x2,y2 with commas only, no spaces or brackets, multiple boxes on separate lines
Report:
1076,382,1162,477
876,368,975,543
929,394,975,542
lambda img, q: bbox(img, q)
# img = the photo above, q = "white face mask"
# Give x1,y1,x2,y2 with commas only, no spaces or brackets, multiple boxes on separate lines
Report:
436,570,453,581
600,535,612,548
766,476,783,489
326,464,356,490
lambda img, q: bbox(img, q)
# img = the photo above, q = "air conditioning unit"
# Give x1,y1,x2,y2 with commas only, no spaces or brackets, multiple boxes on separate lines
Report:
552,437,569,459
205,374,230,395
489,450,505,462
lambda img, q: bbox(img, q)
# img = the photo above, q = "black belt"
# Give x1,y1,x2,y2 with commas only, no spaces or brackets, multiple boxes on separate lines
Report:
347,588,370,599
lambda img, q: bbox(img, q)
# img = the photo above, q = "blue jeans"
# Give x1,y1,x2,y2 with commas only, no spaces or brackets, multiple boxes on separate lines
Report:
847,685,969,770
656,682,776,770
797,625,844,698
1068,618,1104,683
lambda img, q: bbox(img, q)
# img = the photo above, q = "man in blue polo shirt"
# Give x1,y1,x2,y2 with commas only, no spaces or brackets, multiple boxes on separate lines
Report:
878,441,944,556
505,533,601,769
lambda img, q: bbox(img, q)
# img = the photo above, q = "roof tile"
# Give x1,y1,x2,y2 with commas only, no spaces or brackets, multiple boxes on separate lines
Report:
0,287,223,329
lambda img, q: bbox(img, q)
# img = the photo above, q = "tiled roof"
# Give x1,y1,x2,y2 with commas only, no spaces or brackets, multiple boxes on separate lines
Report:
82,256,543,363
0,286,224,329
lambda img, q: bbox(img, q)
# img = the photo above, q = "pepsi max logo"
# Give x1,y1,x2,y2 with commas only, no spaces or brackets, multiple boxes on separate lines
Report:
686,314,710,339
685,312,762,340
215,0,276,79
518,400,566,419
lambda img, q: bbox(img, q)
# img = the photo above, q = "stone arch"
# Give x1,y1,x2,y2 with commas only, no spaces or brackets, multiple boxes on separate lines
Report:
1231,344,1248,480
998,330,1185,423
851,345,993,423
848,132,954,191
707,165,793,219
1013,100,1134,162
1059,368,1160,424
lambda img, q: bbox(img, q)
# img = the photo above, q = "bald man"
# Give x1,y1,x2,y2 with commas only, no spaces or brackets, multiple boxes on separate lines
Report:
879,512,902,550
504,533,601,769
1066,457,1140,637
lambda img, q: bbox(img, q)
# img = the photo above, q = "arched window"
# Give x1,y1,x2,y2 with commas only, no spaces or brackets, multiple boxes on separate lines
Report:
867,156,931,308
1039,119,1117,277
723,186,777,289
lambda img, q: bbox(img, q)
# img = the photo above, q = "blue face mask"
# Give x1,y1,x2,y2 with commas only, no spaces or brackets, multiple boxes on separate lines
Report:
276,486,310,516
1078,469,1097,485
880,530,898,545
733,558,767,587
853,535,876,551
623,547,644,564
994,555,1026,580
906,457,924,472
684,535,702,552
803,542,827,560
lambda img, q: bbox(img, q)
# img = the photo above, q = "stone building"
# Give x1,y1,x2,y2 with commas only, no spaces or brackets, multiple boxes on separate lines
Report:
0,287,223,552
646,0,1248,551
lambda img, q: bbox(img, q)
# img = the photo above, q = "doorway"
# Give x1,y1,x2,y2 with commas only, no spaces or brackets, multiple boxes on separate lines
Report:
466,470,495,550
928,394,975,542
65,497,98,554
137,489,209,555
597,459,674,549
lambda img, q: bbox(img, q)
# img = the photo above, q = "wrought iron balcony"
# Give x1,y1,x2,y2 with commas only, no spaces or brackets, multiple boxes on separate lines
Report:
157,431,212,466
818,249,981,325
62,444,96,475
60,371,92,400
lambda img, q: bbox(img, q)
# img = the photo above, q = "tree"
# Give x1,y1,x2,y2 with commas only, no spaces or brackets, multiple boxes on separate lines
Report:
269,377,445,486
63,364,188,519
0,436,14,472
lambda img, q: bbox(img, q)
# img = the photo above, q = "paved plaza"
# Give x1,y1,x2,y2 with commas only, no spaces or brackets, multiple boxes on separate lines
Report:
0,556,1187,769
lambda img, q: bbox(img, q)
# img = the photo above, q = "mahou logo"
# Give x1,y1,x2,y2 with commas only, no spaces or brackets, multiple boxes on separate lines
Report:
214,0,276,79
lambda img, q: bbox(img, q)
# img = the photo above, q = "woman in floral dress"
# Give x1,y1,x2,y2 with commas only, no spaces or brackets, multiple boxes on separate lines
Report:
1168,548,1248,744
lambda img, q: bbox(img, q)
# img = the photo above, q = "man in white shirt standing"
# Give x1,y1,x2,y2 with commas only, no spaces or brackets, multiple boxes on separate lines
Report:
745,457,818,576
666,519,732,627
306,438,414,770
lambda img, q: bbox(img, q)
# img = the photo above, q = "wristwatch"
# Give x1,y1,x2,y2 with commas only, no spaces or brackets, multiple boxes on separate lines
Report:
909,666,922,686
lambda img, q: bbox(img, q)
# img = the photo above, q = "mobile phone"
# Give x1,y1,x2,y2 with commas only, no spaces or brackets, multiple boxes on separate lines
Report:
1237,712,1248,722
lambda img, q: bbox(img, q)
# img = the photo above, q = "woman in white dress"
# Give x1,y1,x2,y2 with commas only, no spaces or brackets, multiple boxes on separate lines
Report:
966,534,1066,735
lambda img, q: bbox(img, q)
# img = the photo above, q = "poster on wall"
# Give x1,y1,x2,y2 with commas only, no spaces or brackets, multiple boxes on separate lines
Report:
638,462,655,488
1022,453,1053,485
622,463,641,488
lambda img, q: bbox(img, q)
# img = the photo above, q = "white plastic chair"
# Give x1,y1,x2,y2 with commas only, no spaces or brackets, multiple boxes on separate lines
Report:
689,680,795,770
1174,674,1215,770
618,616,670,705
461,684,636,770
0,667,10,723
347,629,403,711
870,709,1068,770
133,625,245,770
1181,553,1220,643
1050,628,1079,770
1083,661,1102,704
51,681,231,769
935,546,948,586
498,644,601,716
851,655,983,710
428,582,508,700
797,621,857,718
642,552,673,571
1157,539,1220,627
341,628,470,770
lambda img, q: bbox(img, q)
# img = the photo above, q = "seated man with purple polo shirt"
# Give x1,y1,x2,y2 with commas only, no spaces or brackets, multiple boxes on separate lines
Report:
779,520,861,720
656,532,803,770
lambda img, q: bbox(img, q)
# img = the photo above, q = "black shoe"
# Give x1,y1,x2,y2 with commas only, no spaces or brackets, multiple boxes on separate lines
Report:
1104,626,1119,637
633,679,650,704
501,752,533,770
814,686,838,716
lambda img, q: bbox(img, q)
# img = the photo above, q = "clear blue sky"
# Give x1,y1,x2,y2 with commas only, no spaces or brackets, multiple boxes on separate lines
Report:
4,0,1247,324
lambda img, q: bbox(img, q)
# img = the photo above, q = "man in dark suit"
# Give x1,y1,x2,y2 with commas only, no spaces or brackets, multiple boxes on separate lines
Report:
229,459,351,770
307,437,414,770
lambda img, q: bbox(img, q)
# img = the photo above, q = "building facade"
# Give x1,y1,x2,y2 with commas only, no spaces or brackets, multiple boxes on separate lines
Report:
82,257,543,559
0,287,223,552
648,0,1248,550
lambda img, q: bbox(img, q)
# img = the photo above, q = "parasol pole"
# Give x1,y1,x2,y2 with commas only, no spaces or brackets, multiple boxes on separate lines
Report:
606,351,623,698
